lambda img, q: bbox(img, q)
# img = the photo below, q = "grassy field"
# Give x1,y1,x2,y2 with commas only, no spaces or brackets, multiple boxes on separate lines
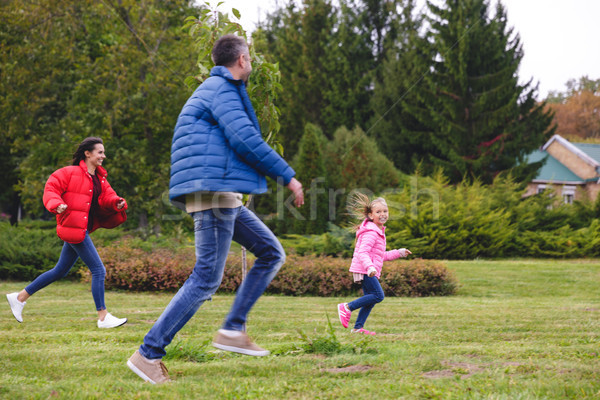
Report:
2,259,600,399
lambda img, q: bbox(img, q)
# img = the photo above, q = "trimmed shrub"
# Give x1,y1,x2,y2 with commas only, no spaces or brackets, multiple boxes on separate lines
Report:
88,239,457,297
0,220,72,280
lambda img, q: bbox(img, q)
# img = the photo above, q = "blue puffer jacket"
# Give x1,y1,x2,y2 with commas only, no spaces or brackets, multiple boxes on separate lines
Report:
169,66,295,205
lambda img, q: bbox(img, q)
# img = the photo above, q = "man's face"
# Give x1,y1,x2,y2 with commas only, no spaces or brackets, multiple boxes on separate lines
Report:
241,49,252,83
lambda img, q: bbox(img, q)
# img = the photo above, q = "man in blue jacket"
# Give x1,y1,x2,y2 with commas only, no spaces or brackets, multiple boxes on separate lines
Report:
128,34,304,384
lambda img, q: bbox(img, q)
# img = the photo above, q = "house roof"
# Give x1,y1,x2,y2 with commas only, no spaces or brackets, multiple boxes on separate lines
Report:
572,143,600,164
527,150,586,184
542,134,600,168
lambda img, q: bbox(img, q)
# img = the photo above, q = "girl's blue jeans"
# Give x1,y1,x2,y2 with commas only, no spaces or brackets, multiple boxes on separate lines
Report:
347,275,385,329
25,232,107,311
139,206,285,359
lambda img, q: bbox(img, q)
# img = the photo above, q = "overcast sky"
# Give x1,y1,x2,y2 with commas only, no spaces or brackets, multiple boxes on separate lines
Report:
204,0,600,99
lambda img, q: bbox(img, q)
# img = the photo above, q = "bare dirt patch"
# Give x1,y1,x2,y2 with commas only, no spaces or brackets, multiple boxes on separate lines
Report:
323,365,372,373
422,369,455,379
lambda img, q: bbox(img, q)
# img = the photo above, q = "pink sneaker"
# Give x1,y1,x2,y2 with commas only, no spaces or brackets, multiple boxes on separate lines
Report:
351,328,376,335
337,303,351,328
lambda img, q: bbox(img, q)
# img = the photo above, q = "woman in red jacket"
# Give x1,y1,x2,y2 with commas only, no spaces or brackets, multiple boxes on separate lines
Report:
6,137,129,328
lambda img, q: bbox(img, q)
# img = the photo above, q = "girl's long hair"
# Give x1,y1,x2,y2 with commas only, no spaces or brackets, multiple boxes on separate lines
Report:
72,137,103,166
347,192,387,230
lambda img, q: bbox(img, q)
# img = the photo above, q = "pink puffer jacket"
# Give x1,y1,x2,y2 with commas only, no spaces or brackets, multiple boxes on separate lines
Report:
349,219,404,279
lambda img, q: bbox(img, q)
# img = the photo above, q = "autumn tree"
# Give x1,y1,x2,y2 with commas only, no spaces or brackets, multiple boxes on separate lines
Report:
546,76,600,139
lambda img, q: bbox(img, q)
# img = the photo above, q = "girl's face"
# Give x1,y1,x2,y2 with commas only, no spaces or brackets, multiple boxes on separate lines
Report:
84,144,106,169
368,202,389,228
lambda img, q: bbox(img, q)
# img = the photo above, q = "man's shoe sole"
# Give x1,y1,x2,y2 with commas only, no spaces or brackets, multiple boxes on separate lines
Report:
212,342,270,356
127,360,156,384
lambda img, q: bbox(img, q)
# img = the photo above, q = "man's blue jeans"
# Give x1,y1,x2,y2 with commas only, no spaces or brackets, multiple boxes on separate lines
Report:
139,206,285,359
347,275,385,329
25,232,107,311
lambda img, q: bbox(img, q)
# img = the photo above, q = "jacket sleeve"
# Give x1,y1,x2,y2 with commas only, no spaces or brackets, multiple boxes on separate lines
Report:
384,249,401,261
98,179,128,212
43,169,70,214
211,82,295,185
355,231,378,271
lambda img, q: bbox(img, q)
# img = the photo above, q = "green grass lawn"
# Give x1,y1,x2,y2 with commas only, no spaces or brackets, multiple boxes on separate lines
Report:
2,259,600,399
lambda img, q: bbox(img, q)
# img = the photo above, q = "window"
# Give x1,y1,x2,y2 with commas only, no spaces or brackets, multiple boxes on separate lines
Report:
537,185,547,194
562,185,576,204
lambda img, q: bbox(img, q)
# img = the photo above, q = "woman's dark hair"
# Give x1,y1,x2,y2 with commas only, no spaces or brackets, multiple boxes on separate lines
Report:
211,34,248,67
72,137,103,165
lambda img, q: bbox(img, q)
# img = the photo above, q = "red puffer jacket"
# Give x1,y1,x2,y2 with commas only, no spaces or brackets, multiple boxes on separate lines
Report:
43,160,128,243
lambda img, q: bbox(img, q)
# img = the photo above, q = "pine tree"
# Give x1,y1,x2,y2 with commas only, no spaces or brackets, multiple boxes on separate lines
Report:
293,123,329,234
374,0,554,183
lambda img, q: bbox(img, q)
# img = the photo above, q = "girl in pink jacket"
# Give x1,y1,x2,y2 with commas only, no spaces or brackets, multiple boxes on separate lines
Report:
337,194,411,335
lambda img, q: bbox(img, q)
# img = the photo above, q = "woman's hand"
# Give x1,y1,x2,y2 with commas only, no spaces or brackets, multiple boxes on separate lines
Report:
116,199,126,210
56,204,68,214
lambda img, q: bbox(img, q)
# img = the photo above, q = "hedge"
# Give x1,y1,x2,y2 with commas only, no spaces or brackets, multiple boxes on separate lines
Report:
82,239,457,297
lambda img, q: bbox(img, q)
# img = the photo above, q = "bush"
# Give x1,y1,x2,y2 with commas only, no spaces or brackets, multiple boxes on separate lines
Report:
384,172,600,259
89,238,457,297
0,220,73,280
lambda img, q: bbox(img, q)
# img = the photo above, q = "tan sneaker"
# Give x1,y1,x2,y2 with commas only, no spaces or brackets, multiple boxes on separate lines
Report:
127,350,170,384
212,331,270,356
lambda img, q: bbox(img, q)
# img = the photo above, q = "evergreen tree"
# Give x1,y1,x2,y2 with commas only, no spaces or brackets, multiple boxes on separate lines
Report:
368,0,424,173
373,0,554,183
254,0,406,156
292,123,329,234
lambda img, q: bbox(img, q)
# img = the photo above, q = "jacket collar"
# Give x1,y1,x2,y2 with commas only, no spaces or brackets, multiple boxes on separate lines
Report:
358,219,385,236
210,65,244,86
78,159,107,178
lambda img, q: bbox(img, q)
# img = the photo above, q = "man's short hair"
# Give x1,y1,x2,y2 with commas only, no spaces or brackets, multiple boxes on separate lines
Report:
212,35,248,67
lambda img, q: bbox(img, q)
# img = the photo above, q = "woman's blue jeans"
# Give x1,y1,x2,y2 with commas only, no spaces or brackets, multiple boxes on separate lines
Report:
347,275,385,329
25,232,107,311
139,206,285,359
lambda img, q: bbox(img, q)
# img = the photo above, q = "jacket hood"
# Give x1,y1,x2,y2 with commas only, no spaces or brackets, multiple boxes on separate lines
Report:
357,219,385,237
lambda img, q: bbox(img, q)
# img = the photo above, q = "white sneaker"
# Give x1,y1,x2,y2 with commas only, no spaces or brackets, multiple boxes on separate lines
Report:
6,292,25,323
97,312,127,328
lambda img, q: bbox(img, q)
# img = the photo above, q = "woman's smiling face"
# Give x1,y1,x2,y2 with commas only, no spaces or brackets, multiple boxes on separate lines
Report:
85,143,106,169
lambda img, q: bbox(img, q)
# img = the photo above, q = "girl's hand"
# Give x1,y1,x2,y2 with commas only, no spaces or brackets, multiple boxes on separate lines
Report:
116,199,125,210
399,248,412,257
56,204,68,214
367,267,377,277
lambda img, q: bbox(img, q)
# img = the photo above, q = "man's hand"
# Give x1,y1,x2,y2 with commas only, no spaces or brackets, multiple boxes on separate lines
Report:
116,199,126,210
287,178,304,207
56,204,68,214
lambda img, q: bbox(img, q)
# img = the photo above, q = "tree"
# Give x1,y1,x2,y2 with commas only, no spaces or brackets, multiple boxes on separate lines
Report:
0,0,200,230
374,0,554,183
546,76,600,139
292,123,329,234
254,0,406,156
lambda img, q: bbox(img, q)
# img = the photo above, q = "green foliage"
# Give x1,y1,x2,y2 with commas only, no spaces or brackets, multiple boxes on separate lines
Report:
281,223,356,258
372,0,554,183
1,0,200,229
163,338,219,363
297,314,375,355
0,220,79,280
384,172,600,259
88,237,456,296
254,0,403,154
292,123,329,234
183,3,284,153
